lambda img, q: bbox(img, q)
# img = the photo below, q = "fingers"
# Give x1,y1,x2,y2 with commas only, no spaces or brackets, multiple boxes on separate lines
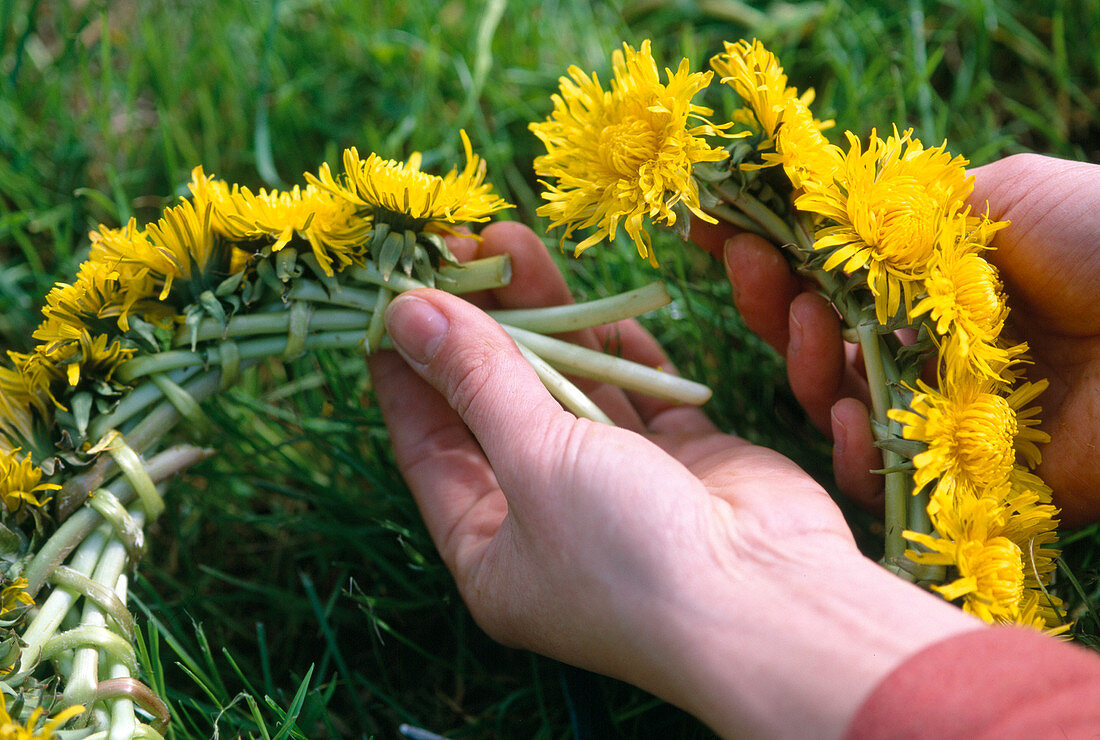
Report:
690,216,743,259
444,228,480,263
384,289,571,507
830,398,884,511
593,319,717,435
722,234,802,353
719,229,881,505
787,293,871,436
969,154,1100,331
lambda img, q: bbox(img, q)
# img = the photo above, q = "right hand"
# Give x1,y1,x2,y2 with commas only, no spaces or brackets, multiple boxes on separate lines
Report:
693,154,1100,526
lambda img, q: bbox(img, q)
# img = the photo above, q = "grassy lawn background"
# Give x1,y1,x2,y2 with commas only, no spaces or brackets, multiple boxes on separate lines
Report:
2,1,1098,736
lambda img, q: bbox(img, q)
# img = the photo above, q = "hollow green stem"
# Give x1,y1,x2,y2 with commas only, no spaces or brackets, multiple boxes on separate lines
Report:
102,576,144,739
50,567,136,645
86,490,146,563
702,203,771,238
104,666,139,740
40,625,137,674
95,673,170,735
14,528,109,680
714,181,798,245
285,279,379,312
63,519,135,708
82,725,165,740
119,326,374,384
161,310,374,364
513,342,613,424
502,325,712,406
366,288,393,354
87,367,198,442
856,321,911,574
489,283,671,334
98,433,165,520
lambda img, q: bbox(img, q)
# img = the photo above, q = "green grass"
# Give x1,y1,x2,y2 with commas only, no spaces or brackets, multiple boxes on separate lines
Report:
2,0,1100,736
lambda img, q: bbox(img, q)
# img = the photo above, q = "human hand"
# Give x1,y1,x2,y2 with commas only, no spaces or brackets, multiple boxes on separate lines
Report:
368,222,977,737
695,154,1100,526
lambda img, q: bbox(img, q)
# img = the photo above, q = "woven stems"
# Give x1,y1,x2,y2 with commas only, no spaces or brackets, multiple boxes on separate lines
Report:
13,454,177,735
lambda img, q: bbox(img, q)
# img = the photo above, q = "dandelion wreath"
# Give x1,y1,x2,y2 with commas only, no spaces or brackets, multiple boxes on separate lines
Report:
530,39,1067,631
0,133,709,734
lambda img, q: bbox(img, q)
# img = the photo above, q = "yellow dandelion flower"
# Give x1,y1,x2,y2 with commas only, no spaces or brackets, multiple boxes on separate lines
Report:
190,167,370,276
33,261,170,352
48,334,134,389
0,448,59,516
911,229,1025,381
930,535,1024,622
905,493,1027,622
0,369,48,455
90,199,233,303
1001,475,1060,570
797,128,972,323
4,354,59,406
530,40,730,265
1014,588,1070,635
0,702,83,740
710,38,827,144
911,520,1060,628
771,96,840,190
0,577,33,618
308,130,510,234
927,468,1060,587
889,371,1050,496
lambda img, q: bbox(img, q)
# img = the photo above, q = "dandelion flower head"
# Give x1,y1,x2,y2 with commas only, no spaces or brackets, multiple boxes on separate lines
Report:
190,167,370,276
0,448,59,517
0,577,33,619
530,40,730,265
912,228,1023,382
307,131,511,235
89,199,229,304
798,128,973,323
710,39,835,186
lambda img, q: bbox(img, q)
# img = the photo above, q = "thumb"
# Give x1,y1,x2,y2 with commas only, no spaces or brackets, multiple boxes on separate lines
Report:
384,289,572,489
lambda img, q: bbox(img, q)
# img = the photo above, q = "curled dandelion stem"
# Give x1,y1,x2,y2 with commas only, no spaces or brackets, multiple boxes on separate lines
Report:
50,566,136,645
40,624,138,674
28,446,213,594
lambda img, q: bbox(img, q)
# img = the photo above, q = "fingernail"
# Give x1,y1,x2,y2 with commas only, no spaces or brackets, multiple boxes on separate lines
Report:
385,295,449,366
789,311,803,353
831,406,847,453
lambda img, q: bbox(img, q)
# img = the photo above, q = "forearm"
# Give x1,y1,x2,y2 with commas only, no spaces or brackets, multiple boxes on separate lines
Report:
633,551,981,738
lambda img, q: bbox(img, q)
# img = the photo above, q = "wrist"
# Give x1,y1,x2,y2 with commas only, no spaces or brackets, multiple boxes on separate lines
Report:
633,550,981,738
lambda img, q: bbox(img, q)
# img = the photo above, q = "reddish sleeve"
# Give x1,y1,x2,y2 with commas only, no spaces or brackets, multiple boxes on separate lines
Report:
844,626,1100,739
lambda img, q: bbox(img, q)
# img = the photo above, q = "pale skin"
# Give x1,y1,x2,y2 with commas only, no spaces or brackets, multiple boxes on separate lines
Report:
693,153,1100,526
368,222,977,739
